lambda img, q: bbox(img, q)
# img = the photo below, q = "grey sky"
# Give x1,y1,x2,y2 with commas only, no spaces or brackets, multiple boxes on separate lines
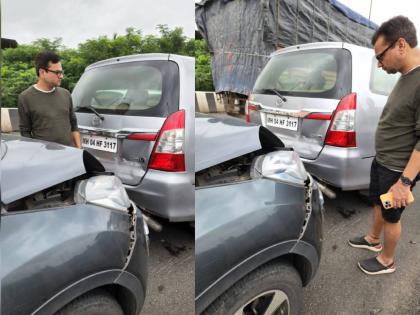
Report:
2,0,195,48
339,0,420,36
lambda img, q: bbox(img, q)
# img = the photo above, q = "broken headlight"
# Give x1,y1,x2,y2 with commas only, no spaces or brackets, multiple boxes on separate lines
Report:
75,175,131,211
252,150,308,187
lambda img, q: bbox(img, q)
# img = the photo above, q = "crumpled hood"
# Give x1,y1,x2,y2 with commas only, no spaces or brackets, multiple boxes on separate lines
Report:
1,135,87,204
195,114,262,172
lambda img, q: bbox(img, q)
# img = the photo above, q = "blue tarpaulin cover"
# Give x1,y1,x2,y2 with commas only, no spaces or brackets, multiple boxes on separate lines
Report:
329,0,377,29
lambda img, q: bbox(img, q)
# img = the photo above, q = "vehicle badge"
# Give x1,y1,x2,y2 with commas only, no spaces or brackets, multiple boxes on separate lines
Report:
276,98,284,107
92,116,102,127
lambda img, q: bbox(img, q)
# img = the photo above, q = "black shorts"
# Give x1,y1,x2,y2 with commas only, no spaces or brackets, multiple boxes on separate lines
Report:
369,158,417,223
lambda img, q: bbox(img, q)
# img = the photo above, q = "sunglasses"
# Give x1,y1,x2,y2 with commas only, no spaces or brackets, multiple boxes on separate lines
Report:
44,68,64,76
375,40,398,62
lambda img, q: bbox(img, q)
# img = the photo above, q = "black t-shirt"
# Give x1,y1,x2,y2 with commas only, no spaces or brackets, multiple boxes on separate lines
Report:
375,66,420,171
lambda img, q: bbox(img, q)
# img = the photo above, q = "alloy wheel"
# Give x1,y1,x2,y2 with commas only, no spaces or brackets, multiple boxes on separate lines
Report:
233,289,289,315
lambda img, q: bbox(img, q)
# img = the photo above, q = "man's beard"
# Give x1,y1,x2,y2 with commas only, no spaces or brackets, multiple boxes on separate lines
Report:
386,68,397,74
382,66,398,74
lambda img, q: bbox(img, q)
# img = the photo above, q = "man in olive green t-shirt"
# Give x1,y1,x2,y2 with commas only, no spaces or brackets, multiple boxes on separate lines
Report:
18,51,81,148
349,16,420,275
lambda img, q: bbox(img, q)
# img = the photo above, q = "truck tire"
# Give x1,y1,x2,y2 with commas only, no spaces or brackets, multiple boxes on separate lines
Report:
202,262,302,315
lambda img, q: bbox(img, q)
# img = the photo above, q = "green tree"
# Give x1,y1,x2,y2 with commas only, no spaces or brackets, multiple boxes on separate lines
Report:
33,37,64,51
2,44,40,64
1,62,37,107
195,39,214,91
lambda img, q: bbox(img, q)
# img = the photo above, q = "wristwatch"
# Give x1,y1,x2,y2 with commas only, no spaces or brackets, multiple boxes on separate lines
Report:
400,175,413,186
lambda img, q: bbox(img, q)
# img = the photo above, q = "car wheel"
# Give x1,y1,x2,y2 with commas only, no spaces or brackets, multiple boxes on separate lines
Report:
55,289,124,315
203,262,302,315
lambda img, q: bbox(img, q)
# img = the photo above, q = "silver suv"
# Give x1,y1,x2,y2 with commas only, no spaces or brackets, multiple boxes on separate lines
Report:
247,42,399,191
74,54,194,222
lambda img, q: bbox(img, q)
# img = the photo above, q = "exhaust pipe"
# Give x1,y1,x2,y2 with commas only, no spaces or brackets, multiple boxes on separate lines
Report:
142,213,163,232
317,182,336,199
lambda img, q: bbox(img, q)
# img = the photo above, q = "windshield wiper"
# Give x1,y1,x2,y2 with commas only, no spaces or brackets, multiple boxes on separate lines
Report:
255,88,287,102
76,105,104,121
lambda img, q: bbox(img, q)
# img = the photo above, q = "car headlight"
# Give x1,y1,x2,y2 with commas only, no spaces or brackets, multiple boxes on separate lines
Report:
252,150,308,187
75,175,131,211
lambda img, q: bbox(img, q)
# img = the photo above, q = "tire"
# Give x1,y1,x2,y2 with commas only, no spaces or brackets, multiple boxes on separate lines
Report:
55,289,124,315
203,262,302,315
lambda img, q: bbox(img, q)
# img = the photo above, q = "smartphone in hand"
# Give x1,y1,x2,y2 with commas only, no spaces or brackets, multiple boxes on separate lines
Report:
380,191,415,209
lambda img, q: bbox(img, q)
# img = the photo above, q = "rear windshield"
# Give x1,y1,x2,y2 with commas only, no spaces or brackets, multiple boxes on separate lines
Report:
73,60,179,117
253,48,351,99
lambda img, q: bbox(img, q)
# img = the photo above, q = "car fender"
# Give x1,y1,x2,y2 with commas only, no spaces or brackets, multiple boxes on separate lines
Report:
32,269,145,315
196,239,319,314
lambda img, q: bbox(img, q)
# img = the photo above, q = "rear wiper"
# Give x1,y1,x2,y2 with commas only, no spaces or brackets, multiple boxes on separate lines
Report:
256,88,287,102
76,105,104,121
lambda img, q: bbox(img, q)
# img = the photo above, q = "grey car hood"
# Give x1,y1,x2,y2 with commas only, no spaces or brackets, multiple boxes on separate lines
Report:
1,135,87,204
195,114,262,172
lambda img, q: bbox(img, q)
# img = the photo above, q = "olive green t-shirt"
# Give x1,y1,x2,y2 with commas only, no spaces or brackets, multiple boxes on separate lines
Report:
375,66,420,171
18,86,79,146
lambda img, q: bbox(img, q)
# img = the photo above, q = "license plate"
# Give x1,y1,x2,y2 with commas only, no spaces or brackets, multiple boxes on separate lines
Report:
81,135,118,153
266,114,298,131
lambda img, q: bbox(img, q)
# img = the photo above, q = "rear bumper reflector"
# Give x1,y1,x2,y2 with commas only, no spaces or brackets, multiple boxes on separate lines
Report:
127,133,157,141
305,113,332,120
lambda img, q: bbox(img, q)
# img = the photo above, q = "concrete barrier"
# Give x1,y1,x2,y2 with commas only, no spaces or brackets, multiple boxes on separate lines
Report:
1,108,19,133
195,92,225,113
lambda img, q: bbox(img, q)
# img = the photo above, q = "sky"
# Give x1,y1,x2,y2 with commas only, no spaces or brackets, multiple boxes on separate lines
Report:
338,0,420,34
1,0,195,48
3,1,420,48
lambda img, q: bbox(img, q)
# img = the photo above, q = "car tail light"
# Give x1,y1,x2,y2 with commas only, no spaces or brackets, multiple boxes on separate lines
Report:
324,93,357,147
148,110,185,172
245,100,258,123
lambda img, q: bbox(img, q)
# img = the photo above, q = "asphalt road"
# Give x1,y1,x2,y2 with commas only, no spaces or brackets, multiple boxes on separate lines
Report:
302,185,420,315
141,220,195,315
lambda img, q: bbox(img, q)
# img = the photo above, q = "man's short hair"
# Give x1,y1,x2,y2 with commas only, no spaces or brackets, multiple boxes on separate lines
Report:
34,51,61,76
371,16,417,48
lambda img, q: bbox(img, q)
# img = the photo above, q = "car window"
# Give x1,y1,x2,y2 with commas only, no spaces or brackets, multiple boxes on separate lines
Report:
253,48,351,99
73,60,179,117
369,57,400,96
275,54,337,92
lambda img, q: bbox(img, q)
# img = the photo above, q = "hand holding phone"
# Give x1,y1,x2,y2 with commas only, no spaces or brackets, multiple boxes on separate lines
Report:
380,191,415,209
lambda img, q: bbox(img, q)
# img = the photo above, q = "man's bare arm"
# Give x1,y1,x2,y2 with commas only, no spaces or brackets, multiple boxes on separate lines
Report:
72,131,81,148
390,149,420,208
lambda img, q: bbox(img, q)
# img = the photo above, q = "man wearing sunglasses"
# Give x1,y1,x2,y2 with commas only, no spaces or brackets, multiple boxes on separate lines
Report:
349,16,420,275
18,51,81,148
